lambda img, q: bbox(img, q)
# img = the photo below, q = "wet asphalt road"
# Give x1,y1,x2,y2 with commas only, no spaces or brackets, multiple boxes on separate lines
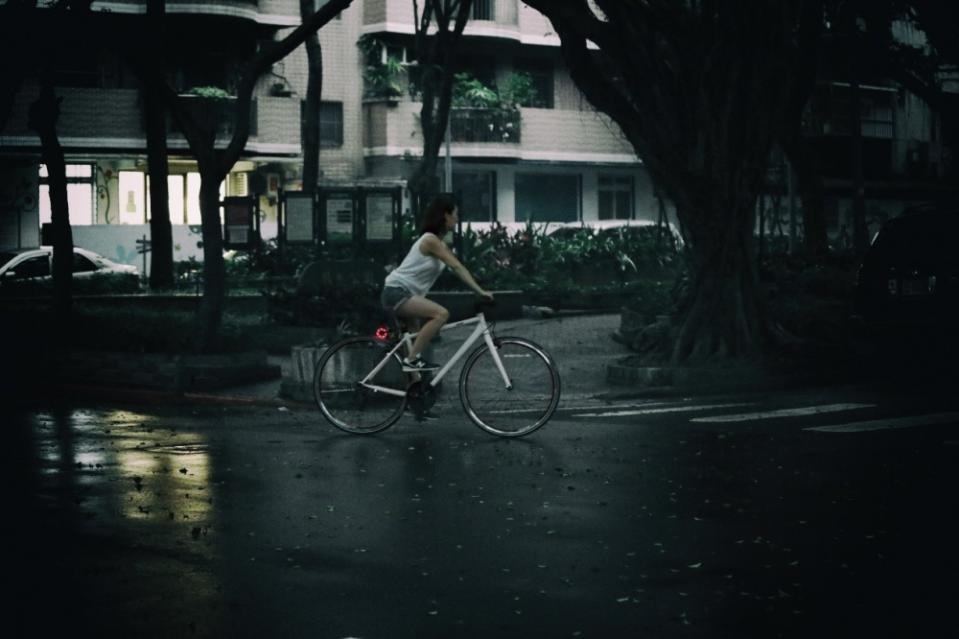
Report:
10,382,959,638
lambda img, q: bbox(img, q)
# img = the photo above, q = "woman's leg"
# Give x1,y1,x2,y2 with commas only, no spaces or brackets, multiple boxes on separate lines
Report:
396,296,449,360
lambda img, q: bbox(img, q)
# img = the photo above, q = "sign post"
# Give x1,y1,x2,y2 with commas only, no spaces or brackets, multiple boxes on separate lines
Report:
135,234,151,280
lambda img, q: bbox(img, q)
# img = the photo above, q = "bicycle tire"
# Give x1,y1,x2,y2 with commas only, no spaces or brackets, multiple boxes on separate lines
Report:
459,337,561,437
313,337,407,434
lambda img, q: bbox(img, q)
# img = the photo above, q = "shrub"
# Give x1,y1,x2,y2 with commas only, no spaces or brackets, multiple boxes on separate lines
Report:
436,221,683,306
264,280,384,332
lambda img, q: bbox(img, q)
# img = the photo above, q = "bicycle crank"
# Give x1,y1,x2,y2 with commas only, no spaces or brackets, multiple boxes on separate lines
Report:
406,381,437,417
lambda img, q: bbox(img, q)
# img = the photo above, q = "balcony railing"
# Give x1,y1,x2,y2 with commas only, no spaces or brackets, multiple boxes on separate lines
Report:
168,96,258,138
450,106,521,144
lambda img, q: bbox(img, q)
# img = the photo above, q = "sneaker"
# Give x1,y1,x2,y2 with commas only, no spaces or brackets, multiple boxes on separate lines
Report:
402,355,440,372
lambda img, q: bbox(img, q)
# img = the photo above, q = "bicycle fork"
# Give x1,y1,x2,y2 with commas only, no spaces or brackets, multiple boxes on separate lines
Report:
482,329,513,391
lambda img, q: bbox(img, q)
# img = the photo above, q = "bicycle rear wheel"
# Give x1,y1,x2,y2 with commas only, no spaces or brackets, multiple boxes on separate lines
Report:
459,337,561,437
313,337,407,434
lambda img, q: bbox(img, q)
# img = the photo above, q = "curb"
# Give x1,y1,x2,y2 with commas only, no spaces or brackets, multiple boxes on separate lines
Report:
58,384,314,410
604,359,858,399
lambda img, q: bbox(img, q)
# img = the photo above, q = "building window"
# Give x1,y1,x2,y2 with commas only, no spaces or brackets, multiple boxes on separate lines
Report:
320,101,344,148
119,171,147,224
515,173,581,223
472,0,494,20
39,164,95,226
185,172,226,225
453,171,496,222
514,60,554,109
598,175,634,220
167,175,186,224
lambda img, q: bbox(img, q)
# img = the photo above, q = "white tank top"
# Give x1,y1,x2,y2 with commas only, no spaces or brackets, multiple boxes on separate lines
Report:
384,233,446,296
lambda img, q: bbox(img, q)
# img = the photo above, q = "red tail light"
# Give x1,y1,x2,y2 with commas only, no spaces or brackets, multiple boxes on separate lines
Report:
374,326,390,341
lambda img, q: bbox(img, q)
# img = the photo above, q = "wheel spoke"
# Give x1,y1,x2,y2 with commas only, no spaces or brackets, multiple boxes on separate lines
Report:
460,339,560,437
314,338,407,434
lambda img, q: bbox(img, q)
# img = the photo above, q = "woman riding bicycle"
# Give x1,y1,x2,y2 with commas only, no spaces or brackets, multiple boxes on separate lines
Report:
380,194,494,372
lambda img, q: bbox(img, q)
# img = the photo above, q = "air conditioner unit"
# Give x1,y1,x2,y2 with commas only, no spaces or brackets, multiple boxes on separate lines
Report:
228,172,249,196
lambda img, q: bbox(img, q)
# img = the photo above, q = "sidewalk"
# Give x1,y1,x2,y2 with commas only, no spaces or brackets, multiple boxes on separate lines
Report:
208,311,633,407
58,311,850,408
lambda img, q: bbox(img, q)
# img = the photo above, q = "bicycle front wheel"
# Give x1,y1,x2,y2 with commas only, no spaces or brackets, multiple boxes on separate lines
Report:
459,337,561,437
313,337,407,434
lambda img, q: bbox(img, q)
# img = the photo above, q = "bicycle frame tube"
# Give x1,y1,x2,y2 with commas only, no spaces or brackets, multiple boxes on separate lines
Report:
358,335,412,398
429,313,511,389
357,312,513,395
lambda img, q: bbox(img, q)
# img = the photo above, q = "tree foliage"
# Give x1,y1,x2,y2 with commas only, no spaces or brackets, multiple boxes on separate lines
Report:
407,0,474,207
154,0,354,351
524,0,817,362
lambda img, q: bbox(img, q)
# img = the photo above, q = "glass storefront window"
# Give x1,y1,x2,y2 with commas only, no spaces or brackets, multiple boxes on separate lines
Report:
39,184,94,225
168,175,185,224
515,173,580,222
186,172,225,225
39,164,95,225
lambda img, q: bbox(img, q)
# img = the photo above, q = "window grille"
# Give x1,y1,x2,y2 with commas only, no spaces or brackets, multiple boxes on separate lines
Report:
472,0,494,21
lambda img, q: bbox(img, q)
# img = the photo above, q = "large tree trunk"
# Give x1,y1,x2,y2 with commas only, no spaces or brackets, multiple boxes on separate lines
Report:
849,77,869,254
195,174,227,352
145,0,174,289
28,83,73,320
671,194,765,363
521,0,815,363
300,0,323,195
781,133,829,255
145,76,174,288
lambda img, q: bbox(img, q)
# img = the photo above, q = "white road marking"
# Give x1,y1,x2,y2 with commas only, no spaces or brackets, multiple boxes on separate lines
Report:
486,400,683,415
690,403,875,423
805,412,959,433
574,402,754,418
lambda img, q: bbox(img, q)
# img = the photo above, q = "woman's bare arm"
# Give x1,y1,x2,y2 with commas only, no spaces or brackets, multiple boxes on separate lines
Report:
422,235,493,299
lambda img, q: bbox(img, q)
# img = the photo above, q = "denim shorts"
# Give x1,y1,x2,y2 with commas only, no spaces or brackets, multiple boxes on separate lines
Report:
380,285,413,312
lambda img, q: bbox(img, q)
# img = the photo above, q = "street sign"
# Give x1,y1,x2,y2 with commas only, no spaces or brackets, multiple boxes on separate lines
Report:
135,237,152,254
223,196,259,250
281,191,316,244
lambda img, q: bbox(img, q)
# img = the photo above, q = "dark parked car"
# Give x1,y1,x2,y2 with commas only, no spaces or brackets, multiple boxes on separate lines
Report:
853,206,959,329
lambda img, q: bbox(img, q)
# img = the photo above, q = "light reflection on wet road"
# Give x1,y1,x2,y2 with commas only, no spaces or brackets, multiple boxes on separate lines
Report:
11,388,959,638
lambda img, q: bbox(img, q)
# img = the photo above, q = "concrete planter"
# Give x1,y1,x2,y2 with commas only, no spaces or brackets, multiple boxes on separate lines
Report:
60,349,280,392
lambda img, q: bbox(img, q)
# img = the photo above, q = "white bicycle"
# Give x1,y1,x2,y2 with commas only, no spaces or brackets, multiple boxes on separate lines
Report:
313,301,561,437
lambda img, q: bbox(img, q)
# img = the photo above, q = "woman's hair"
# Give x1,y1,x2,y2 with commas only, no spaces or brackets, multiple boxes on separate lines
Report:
419,194,457,238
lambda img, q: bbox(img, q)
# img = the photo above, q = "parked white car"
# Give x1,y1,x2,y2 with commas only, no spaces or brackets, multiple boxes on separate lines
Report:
0,246,138,286
546,219,684,244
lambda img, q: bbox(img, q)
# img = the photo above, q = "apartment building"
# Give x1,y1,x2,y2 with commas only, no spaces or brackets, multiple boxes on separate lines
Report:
348,0,655,227
0,0,657,270
762,19,956,242
2,2,951,268
0,0,309,264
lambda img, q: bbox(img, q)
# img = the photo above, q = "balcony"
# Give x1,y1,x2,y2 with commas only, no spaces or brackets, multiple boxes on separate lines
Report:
450,107,520,144
363,0,536,41
0,85,300,156
363,101,637,164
